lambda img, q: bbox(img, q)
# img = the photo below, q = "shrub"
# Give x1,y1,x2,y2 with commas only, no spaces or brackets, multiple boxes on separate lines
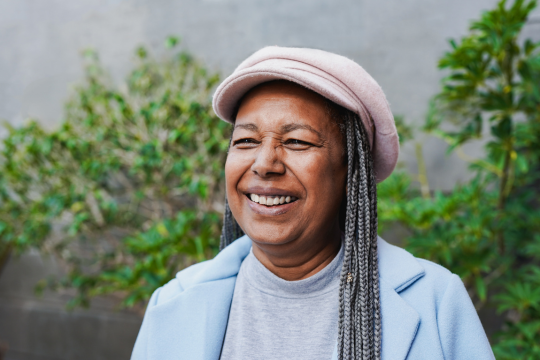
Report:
378,0,540,357
0,38,230,308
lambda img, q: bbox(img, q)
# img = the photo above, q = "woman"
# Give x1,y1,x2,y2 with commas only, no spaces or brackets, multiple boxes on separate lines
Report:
131,47,494,360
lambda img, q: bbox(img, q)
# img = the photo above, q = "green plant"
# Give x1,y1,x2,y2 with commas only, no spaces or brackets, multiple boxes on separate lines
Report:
0,37,230,309
378,0,540,357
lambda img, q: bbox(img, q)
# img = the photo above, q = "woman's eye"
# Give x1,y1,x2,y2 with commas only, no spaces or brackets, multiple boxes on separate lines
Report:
285,139,312,147
233,138,258,146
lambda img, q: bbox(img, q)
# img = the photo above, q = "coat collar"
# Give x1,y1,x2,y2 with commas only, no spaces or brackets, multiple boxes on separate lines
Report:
176,235,252,290
176,236,425,292
375,237,424,359
148,235,425,360
377,236,425,292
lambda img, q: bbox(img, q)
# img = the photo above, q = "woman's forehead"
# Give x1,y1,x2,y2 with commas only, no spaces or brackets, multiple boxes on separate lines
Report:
235,81,333,131
239,80,327,107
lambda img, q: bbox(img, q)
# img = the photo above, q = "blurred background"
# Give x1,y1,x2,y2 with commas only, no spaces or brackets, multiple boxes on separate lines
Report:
0,0,539,359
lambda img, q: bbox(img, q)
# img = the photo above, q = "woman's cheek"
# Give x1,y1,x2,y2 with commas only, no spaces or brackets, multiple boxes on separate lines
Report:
288,152,333,181
225,153,250,181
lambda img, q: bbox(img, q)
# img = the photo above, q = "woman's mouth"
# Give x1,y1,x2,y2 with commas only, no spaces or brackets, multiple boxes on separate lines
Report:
247,193,298,207
244,192,299,216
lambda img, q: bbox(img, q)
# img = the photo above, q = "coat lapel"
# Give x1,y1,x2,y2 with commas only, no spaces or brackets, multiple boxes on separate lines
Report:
330,281,420,360
146,277,237,359
330,283,420,360
331,238,424,360
145,236,252,360
378,278,421,360
377,237,425,360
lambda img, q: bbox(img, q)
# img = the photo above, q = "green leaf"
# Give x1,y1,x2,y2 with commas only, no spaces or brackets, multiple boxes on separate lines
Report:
476,276,488,302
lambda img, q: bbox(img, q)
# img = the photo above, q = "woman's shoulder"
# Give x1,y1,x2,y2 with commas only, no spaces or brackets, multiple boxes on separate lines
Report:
378,237,452,290
149,261,211,306
377,237,463,303
381,242,494,359
378,238,479,327
149,236,253,307
406,256,463,308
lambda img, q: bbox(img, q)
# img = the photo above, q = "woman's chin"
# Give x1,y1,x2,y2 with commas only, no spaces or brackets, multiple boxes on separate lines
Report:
243,226,300,247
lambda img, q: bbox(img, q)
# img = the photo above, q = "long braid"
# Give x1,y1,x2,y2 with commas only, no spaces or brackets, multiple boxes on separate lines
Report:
219,197,244,250
354,117,370,359
367,126,382,359
219,132,245,251
357,116,375,359
219,102,381,359
338,110,356,359
334,107,381,360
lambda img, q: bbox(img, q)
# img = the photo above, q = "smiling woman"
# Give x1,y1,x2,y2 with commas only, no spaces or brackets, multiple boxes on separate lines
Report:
130,47,494,360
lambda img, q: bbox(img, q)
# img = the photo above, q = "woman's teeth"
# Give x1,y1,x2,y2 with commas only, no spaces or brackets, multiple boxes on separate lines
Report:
249,194,295,206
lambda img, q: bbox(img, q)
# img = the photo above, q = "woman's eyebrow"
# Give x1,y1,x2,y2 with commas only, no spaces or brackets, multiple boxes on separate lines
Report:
281,123,323,141
234,122,324,141
234,123,258,132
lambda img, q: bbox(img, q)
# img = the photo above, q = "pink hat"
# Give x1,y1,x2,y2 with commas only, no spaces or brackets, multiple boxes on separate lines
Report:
212,46,399,182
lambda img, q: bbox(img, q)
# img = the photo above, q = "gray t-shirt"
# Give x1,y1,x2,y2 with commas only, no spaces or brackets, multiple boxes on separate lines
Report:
220,243,344,360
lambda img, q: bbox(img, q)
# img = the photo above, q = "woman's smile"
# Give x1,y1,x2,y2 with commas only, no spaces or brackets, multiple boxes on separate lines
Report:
247,193,297,206
245,194,299,216
243,189,299,216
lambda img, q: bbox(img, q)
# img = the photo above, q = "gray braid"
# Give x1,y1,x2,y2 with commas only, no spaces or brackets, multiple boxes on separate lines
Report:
219,101,381,360
219,197,244,250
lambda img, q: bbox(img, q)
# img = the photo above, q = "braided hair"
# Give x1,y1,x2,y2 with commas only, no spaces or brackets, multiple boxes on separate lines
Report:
219,99,381,360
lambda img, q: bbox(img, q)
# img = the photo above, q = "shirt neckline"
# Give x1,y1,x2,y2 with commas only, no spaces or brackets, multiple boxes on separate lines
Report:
240,240,344,299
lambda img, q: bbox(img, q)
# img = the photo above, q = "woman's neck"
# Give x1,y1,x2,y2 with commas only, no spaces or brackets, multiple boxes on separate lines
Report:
250,222,342,281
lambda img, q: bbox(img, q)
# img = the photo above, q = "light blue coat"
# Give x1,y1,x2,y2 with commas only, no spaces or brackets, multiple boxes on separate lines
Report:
131,236,495,360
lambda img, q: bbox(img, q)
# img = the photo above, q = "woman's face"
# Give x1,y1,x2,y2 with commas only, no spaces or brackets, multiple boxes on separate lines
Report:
225,81,347,247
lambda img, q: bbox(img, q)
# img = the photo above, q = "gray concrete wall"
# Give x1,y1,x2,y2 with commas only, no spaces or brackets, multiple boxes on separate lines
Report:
2,0,539,185
1,1,539,359
6,0,540,188
0,251,141,360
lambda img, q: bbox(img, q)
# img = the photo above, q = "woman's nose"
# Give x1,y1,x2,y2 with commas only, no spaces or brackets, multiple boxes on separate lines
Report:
251,142,285,178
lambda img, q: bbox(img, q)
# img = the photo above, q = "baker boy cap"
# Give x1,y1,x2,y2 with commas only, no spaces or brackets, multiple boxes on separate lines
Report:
212,46,399,182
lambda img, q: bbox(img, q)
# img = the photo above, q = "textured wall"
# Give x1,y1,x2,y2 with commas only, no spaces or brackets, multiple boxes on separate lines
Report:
5,0,537,188
0,1,539,359
0,252,141,360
